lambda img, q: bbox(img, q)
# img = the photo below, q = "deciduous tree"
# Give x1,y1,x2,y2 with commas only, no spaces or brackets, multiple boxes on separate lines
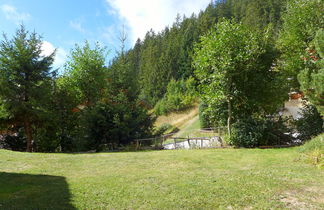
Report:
193,20,283,135
277,0,324,114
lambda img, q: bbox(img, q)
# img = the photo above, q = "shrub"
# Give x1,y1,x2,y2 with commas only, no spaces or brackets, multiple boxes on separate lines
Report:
154,77,197,115
34,124,61,152
80,95,154,151
153,123,178,136
199,102,211,129
154,123,172,136
228,116,291,147
3,127,27,151
295,104,323,141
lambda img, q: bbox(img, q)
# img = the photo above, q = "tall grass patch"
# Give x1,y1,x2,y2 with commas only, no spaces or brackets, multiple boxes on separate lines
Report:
299,133,324,168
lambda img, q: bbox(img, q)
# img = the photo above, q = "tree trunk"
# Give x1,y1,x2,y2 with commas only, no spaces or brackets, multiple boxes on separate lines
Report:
227,98,232,137
24,119,33,152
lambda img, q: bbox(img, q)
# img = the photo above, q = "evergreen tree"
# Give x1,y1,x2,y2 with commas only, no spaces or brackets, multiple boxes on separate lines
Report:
0,25,55,152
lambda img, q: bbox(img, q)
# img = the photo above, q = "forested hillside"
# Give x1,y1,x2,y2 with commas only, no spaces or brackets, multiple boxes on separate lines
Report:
123,0,288,105
0,0,323,152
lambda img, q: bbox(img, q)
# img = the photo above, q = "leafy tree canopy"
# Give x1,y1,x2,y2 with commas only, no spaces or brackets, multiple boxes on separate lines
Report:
193,19,284,134
277,0,324,114
64,41,109,105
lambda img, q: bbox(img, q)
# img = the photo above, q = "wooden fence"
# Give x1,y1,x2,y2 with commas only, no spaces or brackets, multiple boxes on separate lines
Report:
133,132,176,150
165,136,224,149
133,127,227,150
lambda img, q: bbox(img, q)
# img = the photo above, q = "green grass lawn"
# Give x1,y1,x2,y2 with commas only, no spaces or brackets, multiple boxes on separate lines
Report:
1,148,323,209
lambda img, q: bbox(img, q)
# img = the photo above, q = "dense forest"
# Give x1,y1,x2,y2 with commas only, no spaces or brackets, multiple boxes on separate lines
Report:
0,0,323,152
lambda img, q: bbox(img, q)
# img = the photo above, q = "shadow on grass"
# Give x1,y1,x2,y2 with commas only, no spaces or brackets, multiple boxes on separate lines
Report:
0,172,75,209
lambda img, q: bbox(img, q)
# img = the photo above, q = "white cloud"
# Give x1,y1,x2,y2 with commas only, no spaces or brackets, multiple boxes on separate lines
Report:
101,25,123,51
54,48,68,69
41,41,68,70
69,19,86,33
1,4,31,24
41,41,56,57
106,0,210,43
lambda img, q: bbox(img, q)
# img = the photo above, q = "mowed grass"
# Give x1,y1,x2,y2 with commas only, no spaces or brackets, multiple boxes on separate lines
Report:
1,148,324,209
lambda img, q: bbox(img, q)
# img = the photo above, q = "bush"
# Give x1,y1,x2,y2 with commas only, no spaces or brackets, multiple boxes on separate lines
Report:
228,116,292,147
34,123,61,152
80,94,154,151
154,123,172,136
3,127,27,151
154,77,197,115
199,102,211,129
153,123,178,136
295,104,323,141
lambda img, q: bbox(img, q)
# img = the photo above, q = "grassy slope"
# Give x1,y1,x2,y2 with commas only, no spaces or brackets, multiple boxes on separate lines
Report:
155,106,218,140
174,115,200,138
1,148,324,209
154,105,199,129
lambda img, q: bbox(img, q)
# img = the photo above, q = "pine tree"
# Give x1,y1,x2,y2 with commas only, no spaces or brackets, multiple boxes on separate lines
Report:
0,25,55,152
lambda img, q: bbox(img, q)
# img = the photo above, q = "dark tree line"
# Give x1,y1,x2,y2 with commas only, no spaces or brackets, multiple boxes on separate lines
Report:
0,29,153,152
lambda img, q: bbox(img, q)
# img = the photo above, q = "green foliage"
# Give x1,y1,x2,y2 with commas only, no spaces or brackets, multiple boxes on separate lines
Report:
0,25,55,151
154,77,197,115
228,116,291,147
139,31,169,104
193,19,284,129
34,122,60,152
51,76,81,152
25,41,110,152
297,29,324,115
80,95,153,150
153,123,178,136
299,133,324,153
124,0,288,106
0,0,306,152
61,41,154,151
0,104,10,131
277,0,324,113
3,127,26,151
108,50,139,101
231,0,288,31
199,101,211,129
294,104,323,141
299,133,324,168
64,41,108,104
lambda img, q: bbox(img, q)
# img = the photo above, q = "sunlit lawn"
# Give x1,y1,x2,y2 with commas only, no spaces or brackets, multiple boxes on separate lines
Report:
0,148,323,209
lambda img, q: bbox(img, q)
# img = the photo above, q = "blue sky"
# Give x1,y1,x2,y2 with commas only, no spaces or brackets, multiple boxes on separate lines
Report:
0,0,210,70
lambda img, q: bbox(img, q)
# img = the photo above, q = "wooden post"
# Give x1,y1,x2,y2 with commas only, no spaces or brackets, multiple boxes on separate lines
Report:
174,138,177,149
187,135,190,149
201,139,203,148
136,140,139,151
161,136,164,148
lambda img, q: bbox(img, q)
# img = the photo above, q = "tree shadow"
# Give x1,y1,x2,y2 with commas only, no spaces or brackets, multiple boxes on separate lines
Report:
0,172,75,209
